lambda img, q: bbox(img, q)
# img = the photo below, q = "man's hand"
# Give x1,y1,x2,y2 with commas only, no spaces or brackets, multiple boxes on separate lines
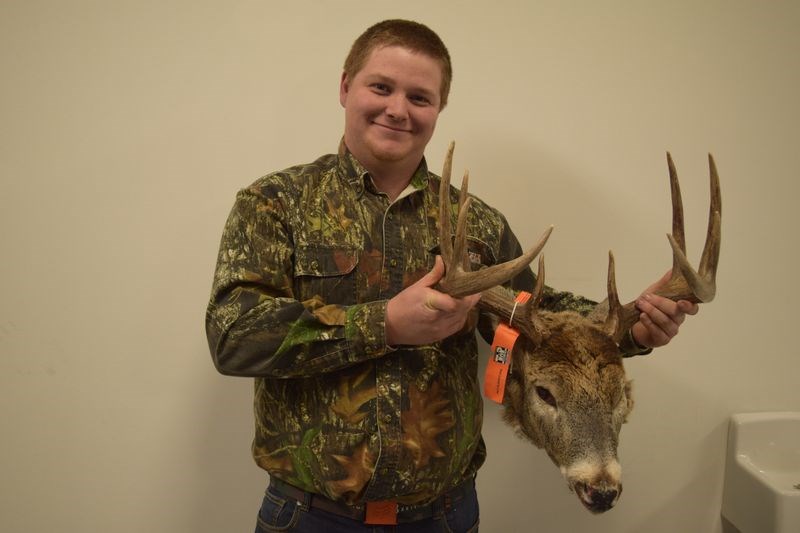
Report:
631,270,699,348
385,256,481,346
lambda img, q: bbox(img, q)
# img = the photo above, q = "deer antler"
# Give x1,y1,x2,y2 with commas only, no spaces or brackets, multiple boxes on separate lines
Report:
437,142,552,344
437,145,721,348
606,153,722,341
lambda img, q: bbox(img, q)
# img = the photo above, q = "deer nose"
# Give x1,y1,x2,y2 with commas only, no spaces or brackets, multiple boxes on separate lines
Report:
587,488,619,513
575,482,621,513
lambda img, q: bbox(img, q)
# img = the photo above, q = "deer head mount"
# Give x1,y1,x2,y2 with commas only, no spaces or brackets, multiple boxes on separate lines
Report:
437,143,721,513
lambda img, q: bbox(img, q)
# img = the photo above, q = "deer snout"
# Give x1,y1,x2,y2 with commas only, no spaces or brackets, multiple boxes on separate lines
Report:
562,458,623,513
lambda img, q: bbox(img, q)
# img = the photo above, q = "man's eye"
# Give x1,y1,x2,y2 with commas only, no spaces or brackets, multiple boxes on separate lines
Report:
410,95,431,106
372,83,390,93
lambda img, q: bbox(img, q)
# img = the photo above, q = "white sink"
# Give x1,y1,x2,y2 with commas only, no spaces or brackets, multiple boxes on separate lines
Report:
722,412,800,533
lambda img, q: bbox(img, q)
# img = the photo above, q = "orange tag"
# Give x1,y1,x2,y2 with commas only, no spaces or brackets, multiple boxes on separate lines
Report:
484,292,531,403
365,501,398,525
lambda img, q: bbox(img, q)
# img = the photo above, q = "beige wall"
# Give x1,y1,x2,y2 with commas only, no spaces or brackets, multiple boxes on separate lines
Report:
2,1,798,531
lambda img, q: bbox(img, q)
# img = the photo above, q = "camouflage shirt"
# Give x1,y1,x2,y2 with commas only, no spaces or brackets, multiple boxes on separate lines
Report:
205,141,610,505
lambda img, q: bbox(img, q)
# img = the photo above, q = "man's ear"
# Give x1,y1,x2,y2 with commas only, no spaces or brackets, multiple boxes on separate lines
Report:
339,71,350,107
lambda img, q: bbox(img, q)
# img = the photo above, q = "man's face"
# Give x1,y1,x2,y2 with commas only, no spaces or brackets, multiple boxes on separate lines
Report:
339,45,443,175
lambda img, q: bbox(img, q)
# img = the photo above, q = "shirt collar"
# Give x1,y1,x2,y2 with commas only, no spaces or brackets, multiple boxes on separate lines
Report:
337,138,431,197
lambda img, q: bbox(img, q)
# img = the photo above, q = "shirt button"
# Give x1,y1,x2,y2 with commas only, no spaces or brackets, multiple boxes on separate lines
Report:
389,259,398,267
310,260,319,270
383,414,392,423
384,359,392,367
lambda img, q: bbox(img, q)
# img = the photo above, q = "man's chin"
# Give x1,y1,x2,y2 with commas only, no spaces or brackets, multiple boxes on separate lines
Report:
367,141,412,164
371,149,406,163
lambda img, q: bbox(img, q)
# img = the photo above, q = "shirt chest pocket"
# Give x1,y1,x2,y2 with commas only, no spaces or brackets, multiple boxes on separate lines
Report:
293,246,359,305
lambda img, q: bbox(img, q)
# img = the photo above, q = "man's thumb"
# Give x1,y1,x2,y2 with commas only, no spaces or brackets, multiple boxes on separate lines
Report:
417,255,445,287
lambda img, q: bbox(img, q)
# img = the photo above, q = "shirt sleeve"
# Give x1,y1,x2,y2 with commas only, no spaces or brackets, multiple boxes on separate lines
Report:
205,187,392,378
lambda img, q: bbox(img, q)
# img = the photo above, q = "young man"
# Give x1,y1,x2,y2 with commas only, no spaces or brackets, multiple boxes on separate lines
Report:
206,19,697,532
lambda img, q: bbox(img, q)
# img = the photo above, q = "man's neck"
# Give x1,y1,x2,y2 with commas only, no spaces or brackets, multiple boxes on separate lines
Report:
346,145,422,201
368,167,416,201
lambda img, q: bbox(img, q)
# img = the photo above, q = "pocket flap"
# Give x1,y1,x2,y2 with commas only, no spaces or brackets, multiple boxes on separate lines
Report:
294,247,359,277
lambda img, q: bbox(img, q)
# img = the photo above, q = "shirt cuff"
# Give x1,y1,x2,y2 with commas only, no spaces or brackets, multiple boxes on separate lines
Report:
619,329,653,357
344,300,392,361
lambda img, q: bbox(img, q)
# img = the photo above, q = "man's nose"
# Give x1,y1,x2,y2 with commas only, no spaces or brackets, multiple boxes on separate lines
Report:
385,93,408,121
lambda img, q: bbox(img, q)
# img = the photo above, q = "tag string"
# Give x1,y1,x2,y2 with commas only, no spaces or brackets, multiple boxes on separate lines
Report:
509,291,531,328
509,300,520,328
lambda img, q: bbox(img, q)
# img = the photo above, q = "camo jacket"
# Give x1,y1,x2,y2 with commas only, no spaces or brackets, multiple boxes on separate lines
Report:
206,142,621,505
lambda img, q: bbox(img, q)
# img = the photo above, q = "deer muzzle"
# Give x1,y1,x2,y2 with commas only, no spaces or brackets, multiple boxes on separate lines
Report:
562,457,623,513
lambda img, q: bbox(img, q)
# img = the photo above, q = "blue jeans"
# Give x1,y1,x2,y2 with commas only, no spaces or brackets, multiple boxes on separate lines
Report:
254,480,480,533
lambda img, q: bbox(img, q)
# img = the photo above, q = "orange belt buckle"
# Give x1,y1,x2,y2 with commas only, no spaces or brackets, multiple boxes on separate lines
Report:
365,500,398,525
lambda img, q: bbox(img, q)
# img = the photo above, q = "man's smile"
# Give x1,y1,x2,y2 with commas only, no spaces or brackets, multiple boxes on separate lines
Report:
372,121,412,133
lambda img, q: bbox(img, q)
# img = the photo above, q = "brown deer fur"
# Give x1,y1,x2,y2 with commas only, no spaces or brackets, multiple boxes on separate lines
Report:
436,142,721,513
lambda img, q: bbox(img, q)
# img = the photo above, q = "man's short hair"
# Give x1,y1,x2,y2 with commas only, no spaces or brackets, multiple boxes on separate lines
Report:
344,19,453,109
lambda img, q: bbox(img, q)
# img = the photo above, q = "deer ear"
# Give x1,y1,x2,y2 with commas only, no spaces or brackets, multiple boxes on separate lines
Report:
501,377,524,432
623,379,634,422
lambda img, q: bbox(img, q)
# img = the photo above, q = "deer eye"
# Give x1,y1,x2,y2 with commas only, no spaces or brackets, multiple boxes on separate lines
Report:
535,386,557,408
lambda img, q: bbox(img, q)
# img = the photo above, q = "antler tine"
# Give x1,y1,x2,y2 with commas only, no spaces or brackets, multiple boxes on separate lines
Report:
699,154,722,278
438,142,473,281
458,168,470,210
604,251,624,339
666,152,686,279
439,141,456,266
436,141,552,298
531,254,546,309
453,170,472,271
521,255,549,344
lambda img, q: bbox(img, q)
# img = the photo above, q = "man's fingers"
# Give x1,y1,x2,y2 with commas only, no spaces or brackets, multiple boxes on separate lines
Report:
638,295,681,337
632,291,699,349
638,313,670,345
678,300,700,315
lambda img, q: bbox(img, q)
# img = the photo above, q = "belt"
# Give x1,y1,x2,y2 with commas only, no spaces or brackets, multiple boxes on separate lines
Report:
268,477,475,525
